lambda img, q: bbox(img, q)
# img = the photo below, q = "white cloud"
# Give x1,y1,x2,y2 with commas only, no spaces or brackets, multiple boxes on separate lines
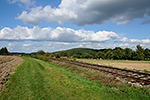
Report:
129,39,150,44
7,43,23,51
22,42,80,52
115,37,128,42
8,0,35,8
0,26,119,42
16,5,77,25
16,0,150,25
115,37,150,45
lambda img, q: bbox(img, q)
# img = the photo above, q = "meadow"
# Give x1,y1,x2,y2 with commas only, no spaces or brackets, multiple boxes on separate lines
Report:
0,56,150,100
76,59,150,72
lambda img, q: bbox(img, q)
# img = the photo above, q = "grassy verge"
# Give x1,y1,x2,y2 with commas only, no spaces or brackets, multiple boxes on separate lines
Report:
0,57,150,100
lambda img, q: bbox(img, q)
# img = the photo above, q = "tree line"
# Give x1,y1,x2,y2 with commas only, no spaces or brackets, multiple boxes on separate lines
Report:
46,45,150,60
4,44,149,61
0,47,9,55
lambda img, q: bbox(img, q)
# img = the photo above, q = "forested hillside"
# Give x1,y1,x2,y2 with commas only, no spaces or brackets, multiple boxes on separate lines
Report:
50,45,150,60
65,48,106,56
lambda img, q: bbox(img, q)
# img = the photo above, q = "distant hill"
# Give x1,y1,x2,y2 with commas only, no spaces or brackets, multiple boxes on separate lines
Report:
59,48,106,56
10,48,106,56
11,52,37,56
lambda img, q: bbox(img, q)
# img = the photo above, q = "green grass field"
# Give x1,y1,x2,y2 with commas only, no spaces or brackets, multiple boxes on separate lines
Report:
0,57,150,100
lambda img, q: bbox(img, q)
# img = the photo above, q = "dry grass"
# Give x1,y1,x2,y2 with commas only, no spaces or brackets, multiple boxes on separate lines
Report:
76,59,150,71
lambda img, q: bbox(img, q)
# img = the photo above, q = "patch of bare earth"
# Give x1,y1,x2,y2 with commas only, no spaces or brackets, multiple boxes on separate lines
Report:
0,56,24,92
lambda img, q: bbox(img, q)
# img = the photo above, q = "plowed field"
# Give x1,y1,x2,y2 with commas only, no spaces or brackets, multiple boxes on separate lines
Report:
0,56,24,92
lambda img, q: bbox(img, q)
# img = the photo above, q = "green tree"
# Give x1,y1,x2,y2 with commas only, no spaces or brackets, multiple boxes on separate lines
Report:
113,47,125,59
124,48,132,60
0,47,9,55
45,52,50,57
92,52,98,59
144,48,150,60
137,44,144,52
97,51,105,59
132,45,145,60
132,50,145,60
73,54,77,58
76,54,81,58
81,53,91,59
60,51,69,57
105,50,113,59
103,48,113,53
37,50,45,55
55,53,60,58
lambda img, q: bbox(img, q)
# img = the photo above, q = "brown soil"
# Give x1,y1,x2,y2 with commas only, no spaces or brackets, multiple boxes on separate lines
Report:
0,56,24,92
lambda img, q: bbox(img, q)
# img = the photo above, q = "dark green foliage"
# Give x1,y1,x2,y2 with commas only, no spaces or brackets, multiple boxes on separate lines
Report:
105,50,114,59
144,48,150,60
37,50,45,55
55,53,60,58
67,48,94,56
97,51,105,59
133,45,145,60
92,52,98,59
36,44,150,61
81,53,91,58
124,48,132,60
132,50,145,60
64,45,149,60
65,48,106,56
44,52,50,57
113,47,125,59
60,51,69,57
0,47,9,55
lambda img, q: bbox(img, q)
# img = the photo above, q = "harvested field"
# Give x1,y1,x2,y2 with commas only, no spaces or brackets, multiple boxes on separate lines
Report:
0,56,24,92
76,59,150,71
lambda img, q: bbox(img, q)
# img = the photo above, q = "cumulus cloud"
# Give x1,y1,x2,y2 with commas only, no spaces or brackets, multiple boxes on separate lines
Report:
116,37,150,44
16,0,150,25
79,42,133,49
7,43,23,51
129,39,150,44
8,0,35,8
0,26,119,42
115,37,129,42
23,42,80,52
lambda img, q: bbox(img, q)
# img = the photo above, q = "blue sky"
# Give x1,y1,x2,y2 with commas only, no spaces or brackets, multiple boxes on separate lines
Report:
0,0,150,53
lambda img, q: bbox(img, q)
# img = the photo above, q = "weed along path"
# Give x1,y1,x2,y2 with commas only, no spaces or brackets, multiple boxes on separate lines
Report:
0,57,150,100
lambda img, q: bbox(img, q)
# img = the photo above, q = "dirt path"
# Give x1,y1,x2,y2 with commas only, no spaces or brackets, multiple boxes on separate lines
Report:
0,56,24,92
